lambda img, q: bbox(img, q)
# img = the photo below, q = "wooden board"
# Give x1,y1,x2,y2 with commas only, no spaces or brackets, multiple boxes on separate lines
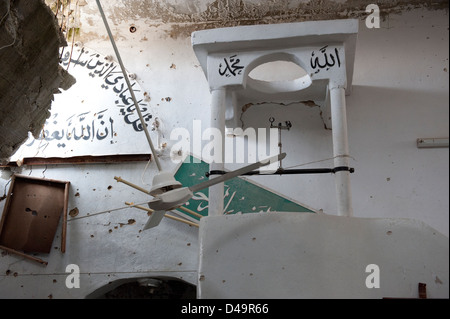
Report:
1,154,151,167
0,175,69,264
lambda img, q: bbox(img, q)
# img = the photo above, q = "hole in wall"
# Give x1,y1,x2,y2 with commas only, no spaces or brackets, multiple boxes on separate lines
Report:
25,207,38,216
247,60,312,93
249,60,308,82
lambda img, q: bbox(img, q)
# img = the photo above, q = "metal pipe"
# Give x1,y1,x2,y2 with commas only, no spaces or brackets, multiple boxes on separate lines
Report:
95,0,162,171
207,167,354,176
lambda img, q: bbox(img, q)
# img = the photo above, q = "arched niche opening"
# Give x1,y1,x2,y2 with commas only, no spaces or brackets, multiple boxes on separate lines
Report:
246,59,312,94
85,277,196,299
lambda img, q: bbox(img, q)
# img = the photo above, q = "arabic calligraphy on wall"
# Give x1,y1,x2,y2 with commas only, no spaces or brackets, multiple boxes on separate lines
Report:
218,54,245,77
310,45,341,74
60,47,152,132
25,109,115,149
217,46,341,80
11,46,154,159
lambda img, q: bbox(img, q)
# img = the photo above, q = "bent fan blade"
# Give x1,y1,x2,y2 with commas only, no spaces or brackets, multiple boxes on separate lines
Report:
143,153,286,230
143,209,166,230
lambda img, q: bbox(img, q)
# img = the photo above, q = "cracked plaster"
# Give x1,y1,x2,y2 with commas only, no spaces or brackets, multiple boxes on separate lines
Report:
89,0,449,38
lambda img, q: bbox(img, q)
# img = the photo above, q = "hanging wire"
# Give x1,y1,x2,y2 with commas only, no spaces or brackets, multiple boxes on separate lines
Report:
66,203,139,221
283,154,356,170
141,156,153,187
67,200,160,222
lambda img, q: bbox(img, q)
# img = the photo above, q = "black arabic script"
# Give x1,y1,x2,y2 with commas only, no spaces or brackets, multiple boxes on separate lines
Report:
219,55,244,77
310,45,341,74
26,110,115,148
60,47,152,133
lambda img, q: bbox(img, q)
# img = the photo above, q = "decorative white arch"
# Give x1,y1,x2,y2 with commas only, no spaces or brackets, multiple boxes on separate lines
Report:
191,19,358,217
245,52,313,93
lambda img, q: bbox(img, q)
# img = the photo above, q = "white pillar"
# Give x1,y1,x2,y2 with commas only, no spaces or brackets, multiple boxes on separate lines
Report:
209,88,226,216
329,84,353,217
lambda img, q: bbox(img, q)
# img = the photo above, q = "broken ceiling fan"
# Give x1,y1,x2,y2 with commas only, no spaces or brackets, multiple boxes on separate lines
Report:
116,153,285,230
96,0,285,230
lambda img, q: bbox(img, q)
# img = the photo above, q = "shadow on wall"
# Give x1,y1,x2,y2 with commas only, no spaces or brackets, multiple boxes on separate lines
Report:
85,276,196,299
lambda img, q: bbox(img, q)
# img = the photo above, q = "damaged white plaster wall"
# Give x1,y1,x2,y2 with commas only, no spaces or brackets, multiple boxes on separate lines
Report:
0,1,448,298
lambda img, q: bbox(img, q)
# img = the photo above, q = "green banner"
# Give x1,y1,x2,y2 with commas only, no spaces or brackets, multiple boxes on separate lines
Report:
174,155,316,220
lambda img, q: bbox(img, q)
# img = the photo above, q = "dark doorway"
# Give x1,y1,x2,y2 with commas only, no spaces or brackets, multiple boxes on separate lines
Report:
88,277,196,299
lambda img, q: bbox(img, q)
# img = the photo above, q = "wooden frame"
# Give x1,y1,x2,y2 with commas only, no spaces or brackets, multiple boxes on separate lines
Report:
1,154,151,168
0,174,70,265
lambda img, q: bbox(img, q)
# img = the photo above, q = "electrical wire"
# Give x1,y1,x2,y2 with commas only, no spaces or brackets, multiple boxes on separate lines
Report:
283,154,355,169
141,157,153,187
66,202,150,222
